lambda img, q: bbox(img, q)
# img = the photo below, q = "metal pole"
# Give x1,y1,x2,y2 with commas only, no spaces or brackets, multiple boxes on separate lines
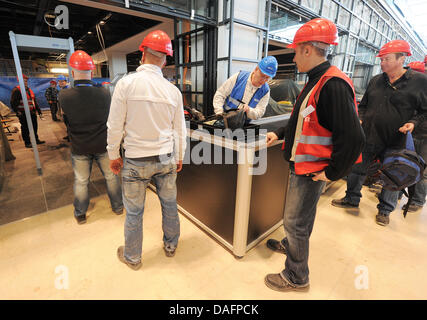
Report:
9,31,42,175
228,0,234,78
67,37,75,87
264,0,272,57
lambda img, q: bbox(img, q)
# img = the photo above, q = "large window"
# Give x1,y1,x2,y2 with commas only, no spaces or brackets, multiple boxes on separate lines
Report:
301,0,321,14
322,0,338,21
340,0,353,10
356,43,376,65
362,5,372,23
368,27,376,43
350,16,361,34
269,4,303,32
268,0,426,83
354,0,364,17
337,8,351,28
360,21,369,39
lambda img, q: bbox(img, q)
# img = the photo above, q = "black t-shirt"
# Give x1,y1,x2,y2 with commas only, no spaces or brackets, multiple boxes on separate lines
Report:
58,80,111,155
274,61,365,181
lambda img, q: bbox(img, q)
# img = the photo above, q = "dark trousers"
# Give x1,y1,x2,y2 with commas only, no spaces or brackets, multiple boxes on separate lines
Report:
345,143,399,215
49,102,58,120
279,167,326,286
411,137,427,206
18,111,39,144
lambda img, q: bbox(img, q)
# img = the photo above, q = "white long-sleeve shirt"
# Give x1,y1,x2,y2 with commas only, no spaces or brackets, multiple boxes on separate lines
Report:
212,71,270,120
107,64,186,162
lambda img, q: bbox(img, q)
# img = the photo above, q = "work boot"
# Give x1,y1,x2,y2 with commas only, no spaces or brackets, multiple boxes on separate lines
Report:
375,213,389,226
74,214,87,225
331,197,359,209
25,142,32,148
117,246,142,270
36,140,45,145
266,239,286,255
163,244,176,257
113,207,124,215
402,203,423,212
264,273,310,292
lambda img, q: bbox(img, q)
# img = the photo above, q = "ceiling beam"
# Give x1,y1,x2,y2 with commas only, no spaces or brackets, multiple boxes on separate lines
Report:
60,0,171,23
91,21,173,63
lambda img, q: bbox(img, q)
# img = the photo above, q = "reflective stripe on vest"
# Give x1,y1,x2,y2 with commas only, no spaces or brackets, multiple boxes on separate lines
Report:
16,86,35,110
294,66,362,175
223,71,269,111
299,135,333,145
294,154,330,163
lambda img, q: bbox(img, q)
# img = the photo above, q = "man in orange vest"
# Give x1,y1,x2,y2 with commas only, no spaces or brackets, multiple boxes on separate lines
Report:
264,18,365,292
10,74,45,148
332,40,427,226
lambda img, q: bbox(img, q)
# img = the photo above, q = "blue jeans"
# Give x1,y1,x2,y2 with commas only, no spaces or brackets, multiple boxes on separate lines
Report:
344,144,399,216
279,167,326,286
411,137,427,206
122,157,179,264
71,152,123,217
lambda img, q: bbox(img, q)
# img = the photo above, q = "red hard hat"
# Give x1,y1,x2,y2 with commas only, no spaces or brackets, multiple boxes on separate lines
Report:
69,50,96,71
16,74,28,81
139,30,173,56
50,80,57,85
287,18,338,49
376,40,412,57
408,61,425,73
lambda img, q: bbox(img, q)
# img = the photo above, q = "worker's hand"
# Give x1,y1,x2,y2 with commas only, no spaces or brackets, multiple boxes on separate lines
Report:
242,104,250,113
266,132,278,147
176,160,183,173
311,171,330,182
399,122,415,134
49,101,53,104
110,158,123,175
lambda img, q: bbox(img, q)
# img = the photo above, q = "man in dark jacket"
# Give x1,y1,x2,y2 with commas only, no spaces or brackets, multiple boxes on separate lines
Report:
332,40,427,226
10,74,45,148
45,80,60,121
59,50,123,224
264,18,365,292
401,61,427,212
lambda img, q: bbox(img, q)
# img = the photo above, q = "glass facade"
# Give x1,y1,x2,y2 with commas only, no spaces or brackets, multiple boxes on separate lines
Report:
169,0,425,115
267,0,426,94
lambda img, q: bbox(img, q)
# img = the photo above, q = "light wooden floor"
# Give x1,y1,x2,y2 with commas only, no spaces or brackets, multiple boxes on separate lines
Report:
1,177,426,299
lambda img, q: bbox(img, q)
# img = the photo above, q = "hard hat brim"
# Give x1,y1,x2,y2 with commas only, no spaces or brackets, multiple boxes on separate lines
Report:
260,70,275,78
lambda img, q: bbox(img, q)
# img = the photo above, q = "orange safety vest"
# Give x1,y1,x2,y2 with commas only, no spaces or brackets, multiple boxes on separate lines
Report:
16,86,36,110
289,66,362,175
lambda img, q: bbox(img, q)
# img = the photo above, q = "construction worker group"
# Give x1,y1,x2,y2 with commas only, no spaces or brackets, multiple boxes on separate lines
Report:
11,18,427,293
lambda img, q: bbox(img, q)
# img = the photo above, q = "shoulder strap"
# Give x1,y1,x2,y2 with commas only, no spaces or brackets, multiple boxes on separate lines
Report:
403,185,416,218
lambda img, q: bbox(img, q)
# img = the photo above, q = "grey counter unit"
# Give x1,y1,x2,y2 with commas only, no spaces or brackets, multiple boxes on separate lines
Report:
176,114,290,257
